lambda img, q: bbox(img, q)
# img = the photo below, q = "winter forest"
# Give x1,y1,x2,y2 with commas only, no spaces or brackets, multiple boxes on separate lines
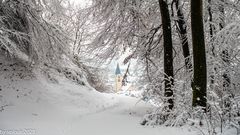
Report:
0,0,240,135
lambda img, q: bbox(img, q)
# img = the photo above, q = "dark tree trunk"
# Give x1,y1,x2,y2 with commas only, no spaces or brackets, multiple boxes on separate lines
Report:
208,0,215,56
208,0,214,40
191,0,207,111
208,0,217,91
219,0,230,93
158,0,174,110
218,0,231,120
174,0,192,72
207,0,215,119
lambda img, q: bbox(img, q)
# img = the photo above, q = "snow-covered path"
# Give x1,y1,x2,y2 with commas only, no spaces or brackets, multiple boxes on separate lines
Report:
1,92,197,135
63,95,157,135
64,95,196,135
32,94,196,135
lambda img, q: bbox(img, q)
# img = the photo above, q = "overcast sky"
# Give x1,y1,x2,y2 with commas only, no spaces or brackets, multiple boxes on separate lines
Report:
71,0,91,7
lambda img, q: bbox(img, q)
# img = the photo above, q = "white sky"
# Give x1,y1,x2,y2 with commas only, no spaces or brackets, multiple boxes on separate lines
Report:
70,0,91,8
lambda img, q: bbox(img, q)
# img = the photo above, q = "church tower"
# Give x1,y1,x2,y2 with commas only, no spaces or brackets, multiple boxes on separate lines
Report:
115,63,122,92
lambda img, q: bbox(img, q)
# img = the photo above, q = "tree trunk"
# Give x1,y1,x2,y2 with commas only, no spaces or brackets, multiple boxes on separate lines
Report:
219,0,230,94
208,0,214,40
158,0,174,110
191,0,207,111
218,0,231,121
174,0,192,72
208,0,216,86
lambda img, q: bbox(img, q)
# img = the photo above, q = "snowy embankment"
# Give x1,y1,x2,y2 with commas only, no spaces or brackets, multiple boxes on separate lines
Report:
0,57,198,135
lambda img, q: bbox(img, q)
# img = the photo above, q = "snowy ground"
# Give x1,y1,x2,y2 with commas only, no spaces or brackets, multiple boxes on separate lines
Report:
0,58,199,135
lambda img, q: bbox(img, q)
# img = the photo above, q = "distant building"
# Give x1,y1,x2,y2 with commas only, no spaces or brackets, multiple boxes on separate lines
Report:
115,63,122,92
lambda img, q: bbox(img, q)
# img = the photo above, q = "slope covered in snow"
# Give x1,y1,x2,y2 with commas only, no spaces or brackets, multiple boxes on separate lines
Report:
0,55,201,135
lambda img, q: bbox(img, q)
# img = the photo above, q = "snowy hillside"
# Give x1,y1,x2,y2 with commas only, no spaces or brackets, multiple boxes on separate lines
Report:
0,55,202,135
0,55,116,134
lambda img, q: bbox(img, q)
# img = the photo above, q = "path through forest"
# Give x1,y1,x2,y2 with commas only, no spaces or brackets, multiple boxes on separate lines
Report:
65,95,197,135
